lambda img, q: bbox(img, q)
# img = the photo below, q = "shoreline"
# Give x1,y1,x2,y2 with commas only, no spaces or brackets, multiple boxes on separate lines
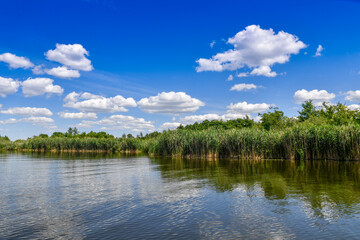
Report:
2,150,360,161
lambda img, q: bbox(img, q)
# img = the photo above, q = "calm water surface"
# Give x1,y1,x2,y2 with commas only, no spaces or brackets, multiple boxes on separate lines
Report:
1,152,360,239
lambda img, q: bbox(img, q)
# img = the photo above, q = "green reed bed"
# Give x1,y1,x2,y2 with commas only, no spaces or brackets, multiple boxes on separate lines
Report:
4,124,360,160
17,137,143,152
144,125,360,160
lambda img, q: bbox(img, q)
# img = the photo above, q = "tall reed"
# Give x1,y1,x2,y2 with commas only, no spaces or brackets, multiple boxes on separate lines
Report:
6,124,360,160
17,137,143,152
144,125,360,160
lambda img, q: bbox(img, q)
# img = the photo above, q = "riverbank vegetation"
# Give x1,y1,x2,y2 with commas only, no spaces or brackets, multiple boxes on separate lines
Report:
2,101,360,160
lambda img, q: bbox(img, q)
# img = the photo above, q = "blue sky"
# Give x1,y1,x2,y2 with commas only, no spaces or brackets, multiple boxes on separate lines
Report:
1,0,360,139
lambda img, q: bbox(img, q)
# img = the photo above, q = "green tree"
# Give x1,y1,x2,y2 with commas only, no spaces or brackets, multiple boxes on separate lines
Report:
298,100,317,122
260,107,285,130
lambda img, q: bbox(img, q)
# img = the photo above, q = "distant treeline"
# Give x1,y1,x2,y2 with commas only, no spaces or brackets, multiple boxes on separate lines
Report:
2,100,360,160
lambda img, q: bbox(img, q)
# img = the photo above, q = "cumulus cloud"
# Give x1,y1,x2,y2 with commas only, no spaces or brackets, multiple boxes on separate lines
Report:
179,114,223,125
58,112,97,119
138,91,205,114
294,89,335,106
45,43,93,71
227,101,271,114
0,118,17,124
237,72,249,78
32,65,45,75
230,83,258,92
196,25,306,77
22,78,64,97
348,104,360,111
162,102,270,127
250,66,277,77
221,112,248,120
0,107,52,116
63,92,137,113
210,41,216,48
227,74,234,81
314,45,324,57
76,114,155,132
0,53,34,69
185,113,248,124
160,122,181,129
46,66,80,78
0,117,54,125
0,76,20,97
162,112,249,127
345,90,360,102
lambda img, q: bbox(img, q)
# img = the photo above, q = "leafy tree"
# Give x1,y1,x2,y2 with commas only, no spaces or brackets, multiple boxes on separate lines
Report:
318,102,360,125
51,132,65,138
298,100,317,122
179,117,255,131
260,107,285,130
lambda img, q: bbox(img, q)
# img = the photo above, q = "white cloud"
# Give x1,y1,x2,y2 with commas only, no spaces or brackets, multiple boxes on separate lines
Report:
45,43,93,71
238,67,277,78
173,112,249,126
76,114,155,132
221,112,248,120
196,25,306,77
250,65,277,77
32,65,45,75
63,92,137,113
345,90,360,102
196,58,223,71
348,104,360,111
46,66,80,78
0,107,52,116
167,102,270,127
230,83,258,92
138,91,205,114
294,89,335,105
314,45,324,57
237,72,249,78
227,74,234,81
160,122,181,129
179,114,223,125
22,117,54,124
0,118,17,124
0,117,54,125
58,112,97,119
0,53,34,69
22,78,64,97
210,41,216,48
0,76,20,97
227,101,271,114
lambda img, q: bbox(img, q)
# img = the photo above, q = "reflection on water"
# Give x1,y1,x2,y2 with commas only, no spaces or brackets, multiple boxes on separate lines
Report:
1,153,360,239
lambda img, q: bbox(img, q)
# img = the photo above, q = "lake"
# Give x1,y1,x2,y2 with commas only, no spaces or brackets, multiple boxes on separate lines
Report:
1,152,360,239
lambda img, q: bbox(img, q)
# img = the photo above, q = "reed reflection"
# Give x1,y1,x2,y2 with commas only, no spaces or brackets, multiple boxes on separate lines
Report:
152,158,360,219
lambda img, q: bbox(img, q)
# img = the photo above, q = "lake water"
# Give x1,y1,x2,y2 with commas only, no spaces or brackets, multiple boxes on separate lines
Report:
1,153,360,239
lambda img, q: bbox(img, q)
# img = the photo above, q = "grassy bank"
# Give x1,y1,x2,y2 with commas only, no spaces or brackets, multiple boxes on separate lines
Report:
7,137,144,152
145,125,360,160
2,124,360,160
